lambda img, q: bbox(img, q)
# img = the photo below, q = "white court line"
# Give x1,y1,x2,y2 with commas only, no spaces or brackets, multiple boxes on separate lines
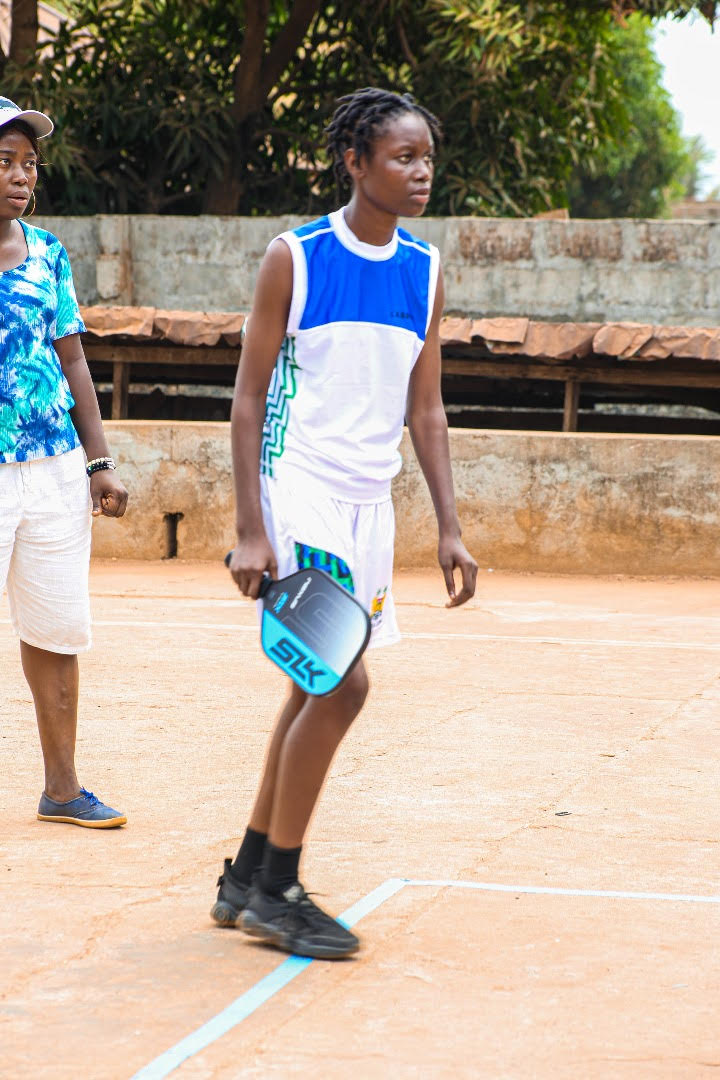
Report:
96,619,252,632
402,632,720,650
130,877,720,1079
407,880,720,903
3,616,719,651
0,617,254,633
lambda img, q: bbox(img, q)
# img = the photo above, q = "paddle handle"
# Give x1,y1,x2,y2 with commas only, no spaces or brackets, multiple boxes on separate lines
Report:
224,551,272,598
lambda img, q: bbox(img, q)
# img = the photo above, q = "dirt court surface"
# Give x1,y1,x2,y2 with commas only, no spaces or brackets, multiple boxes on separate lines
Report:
2,560,720,1079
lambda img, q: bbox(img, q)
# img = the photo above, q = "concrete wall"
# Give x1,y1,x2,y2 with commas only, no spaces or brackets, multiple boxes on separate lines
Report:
94,422,720,576
35,214,720,326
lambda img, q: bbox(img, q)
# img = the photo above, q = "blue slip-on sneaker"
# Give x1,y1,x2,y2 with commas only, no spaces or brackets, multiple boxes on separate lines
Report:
37,787,127,828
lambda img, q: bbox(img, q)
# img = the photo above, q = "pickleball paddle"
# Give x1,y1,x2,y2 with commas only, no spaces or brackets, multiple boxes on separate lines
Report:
225,554,371,695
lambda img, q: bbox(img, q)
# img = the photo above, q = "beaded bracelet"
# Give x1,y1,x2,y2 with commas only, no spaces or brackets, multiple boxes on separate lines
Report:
86,457,116,477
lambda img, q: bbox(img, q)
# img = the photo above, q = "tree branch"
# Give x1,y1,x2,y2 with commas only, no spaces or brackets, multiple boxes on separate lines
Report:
395,13,418,69
232,0,271,122
259,0,323,100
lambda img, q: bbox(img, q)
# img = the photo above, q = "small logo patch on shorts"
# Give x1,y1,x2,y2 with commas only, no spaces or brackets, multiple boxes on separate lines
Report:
370,587,388,626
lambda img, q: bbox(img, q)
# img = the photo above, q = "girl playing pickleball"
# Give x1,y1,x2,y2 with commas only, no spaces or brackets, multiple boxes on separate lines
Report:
213,87,477,957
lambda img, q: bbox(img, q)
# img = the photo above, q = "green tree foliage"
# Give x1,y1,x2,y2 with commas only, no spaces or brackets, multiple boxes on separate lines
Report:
309,1,713,217
334,1,631,216
2,0,715,216
675,134,718,200
4,0,323,213
567,15,693,217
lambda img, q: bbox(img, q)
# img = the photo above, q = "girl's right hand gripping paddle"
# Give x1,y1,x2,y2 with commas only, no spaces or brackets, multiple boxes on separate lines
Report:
225,555,371,696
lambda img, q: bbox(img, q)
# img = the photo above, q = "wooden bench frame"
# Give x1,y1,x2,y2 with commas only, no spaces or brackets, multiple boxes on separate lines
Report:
84,343,240,421
85,341,720,433
442,356,720,431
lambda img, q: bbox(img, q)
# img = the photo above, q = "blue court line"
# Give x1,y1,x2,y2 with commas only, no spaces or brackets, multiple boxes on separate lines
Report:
130,878,405,1080
130,876,720,1079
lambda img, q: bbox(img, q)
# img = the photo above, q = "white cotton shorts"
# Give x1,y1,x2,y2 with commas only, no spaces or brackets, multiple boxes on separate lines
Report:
0,446,92,654
260,470,400,649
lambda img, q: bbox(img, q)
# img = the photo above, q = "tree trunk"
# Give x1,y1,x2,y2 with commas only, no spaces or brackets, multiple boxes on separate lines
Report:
201,124,250,214
202,165,247,215
9,0,38,66
201,0,322,214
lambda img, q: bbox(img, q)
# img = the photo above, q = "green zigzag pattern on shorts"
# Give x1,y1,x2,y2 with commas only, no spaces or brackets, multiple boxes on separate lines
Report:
294,542,355,594
261,335,299,477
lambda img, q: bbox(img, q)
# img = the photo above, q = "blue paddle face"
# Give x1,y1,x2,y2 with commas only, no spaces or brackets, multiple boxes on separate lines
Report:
259,569,371,695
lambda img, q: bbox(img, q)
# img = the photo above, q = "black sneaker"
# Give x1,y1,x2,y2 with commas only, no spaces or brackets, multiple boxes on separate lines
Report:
241,881,360,959
210,859,251,927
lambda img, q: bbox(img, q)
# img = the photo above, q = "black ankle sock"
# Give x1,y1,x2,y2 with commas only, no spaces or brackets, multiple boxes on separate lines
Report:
230,827,267,885
260,842,302,896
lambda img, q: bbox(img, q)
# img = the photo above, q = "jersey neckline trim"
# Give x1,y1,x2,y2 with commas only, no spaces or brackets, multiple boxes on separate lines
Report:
329,208,399,262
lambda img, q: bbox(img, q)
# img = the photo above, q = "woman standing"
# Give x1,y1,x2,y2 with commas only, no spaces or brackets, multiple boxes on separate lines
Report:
0,97,128,827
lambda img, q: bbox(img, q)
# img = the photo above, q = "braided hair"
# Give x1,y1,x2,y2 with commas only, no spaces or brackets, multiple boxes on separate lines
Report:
325,87,442,191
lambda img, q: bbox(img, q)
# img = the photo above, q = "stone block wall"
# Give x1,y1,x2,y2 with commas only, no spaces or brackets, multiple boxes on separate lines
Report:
93,423,720,576
34,214,720,325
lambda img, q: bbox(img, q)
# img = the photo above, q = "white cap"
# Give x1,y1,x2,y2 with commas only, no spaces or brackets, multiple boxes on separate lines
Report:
0,97,53,138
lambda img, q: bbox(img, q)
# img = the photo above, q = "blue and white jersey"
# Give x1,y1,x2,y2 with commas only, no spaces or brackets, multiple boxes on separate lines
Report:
261,208,440,503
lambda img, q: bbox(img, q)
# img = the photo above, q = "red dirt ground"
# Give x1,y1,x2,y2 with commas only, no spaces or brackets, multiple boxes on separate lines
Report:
2,561,720,1079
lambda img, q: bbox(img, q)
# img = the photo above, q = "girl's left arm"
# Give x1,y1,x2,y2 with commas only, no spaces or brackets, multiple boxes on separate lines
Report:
55,334,129,518
406,265,477,607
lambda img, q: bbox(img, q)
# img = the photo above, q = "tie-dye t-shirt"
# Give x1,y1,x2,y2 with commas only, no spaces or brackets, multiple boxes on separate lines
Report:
0,221,85,463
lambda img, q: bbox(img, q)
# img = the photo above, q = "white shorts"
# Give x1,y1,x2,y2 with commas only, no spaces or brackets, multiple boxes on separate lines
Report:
260,471,400,649
0,447,92,654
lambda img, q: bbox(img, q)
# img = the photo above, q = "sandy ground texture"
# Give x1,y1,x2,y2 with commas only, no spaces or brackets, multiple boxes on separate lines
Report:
1,560,720,1080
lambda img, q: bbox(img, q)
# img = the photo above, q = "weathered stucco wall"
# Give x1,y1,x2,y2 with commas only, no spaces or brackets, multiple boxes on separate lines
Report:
35,215,720,325
93,422,720,576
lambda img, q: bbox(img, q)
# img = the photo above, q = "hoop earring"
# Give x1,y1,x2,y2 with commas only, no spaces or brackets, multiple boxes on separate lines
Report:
24,191,36,217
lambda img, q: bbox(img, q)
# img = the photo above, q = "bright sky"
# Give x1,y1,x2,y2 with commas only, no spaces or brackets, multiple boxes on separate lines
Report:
653,14,720,198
